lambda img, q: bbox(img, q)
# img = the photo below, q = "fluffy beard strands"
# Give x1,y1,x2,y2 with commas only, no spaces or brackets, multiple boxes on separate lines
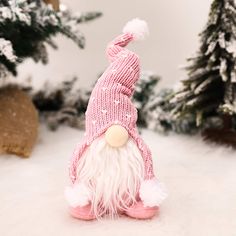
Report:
76,136,145,218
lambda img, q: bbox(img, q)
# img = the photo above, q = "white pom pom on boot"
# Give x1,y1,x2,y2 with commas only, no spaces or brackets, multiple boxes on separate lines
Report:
139,178,168,207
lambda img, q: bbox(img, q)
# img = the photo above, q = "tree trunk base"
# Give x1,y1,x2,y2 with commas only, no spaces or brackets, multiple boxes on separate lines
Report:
202,128,236,148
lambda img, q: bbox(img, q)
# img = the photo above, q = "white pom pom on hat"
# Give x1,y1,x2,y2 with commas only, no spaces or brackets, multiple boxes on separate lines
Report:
123,18,149,41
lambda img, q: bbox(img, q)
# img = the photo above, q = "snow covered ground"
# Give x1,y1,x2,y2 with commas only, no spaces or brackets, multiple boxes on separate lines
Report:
0,126,236,236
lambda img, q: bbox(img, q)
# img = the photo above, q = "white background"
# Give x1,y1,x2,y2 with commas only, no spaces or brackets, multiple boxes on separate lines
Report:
18,0,212,89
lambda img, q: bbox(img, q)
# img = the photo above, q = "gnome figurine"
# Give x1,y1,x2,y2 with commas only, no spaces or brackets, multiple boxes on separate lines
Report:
65,18,167,220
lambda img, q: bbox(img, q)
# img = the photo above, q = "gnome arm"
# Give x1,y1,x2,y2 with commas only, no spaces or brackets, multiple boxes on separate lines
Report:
138,140,168,207
65,141,92,207
135,137,155,180
69,141,88,183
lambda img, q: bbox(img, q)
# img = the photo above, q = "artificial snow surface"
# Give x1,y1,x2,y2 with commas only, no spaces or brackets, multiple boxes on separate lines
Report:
0,126,236,236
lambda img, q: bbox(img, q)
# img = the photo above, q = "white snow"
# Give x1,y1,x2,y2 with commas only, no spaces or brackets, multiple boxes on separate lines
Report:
0,7,12,21
231,70,236,83
218,32,226,49
220,58,228,82
206,41,217,55
0,38,17,62
0,125,236,236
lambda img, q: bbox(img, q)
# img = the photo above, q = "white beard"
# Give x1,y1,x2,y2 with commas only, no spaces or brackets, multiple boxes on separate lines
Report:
76,136,145,218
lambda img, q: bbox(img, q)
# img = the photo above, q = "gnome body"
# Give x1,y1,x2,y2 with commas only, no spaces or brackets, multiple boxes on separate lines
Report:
65,19,167,220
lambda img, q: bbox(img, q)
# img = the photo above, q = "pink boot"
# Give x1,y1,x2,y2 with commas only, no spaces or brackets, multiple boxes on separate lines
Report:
69,204,96,221
125,201,159,220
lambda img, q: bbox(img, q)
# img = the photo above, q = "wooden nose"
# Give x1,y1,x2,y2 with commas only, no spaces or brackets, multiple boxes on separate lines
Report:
105,125,129,148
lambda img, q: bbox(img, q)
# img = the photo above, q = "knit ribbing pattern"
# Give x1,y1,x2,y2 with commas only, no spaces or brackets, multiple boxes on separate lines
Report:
69,32,155,183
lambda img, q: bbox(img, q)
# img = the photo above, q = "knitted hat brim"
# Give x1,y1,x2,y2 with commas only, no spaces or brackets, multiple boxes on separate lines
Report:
70,121,153,183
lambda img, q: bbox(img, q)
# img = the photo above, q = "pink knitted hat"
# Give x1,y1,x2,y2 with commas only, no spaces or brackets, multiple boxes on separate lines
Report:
69,19,154,183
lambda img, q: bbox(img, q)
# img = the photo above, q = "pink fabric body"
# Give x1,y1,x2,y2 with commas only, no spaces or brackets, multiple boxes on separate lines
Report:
69,32,155,183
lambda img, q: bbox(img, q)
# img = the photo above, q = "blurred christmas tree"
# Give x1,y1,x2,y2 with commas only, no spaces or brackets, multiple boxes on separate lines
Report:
143,88,198,134
133,71,160,126
169,0,236,146
26,77,90,130
0,0,101,157
0,0,102,76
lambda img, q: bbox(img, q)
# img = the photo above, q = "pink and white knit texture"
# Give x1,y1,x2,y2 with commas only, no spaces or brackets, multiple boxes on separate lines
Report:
69,32,155,183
